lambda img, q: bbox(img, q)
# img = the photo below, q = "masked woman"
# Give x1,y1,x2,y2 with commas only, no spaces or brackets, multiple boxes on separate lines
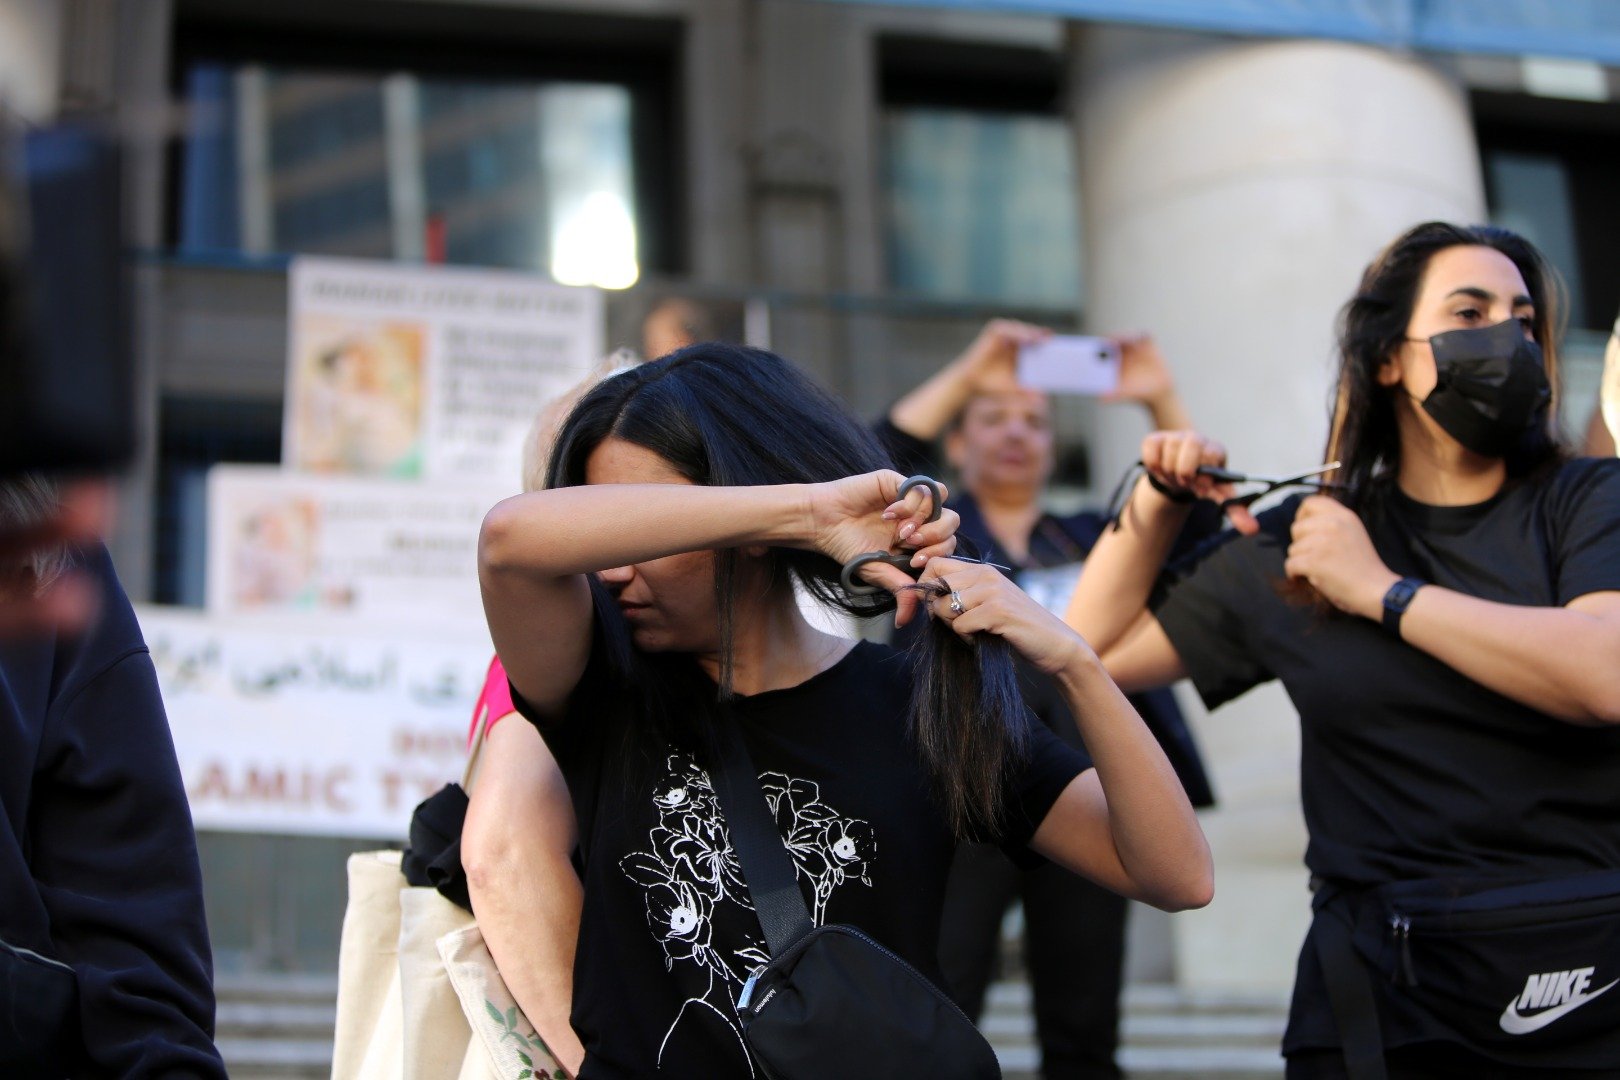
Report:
478,342,1212,1078
1066,222,1620,1078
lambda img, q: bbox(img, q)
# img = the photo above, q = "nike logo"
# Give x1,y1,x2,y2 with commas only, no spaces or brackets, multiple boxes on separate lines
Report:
1499,974,1618,1035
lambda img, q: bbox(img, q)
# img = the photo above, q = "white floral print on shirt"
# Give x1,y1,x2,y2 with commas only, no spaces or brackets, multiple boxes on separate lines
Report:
618,752,877,1073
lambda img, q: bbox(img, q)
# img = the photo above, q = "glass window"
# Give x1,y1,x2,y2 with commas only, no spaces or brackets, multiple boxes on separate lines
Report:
1483,150,1587,328
1477,92,1620,442
1476,93,1620,333
883,108,1081,307
178,65,640,288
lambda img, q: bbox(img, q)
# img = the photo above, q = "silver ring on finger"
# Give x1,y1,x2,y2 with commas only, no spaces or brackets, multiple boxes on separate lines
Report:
948,590,965,616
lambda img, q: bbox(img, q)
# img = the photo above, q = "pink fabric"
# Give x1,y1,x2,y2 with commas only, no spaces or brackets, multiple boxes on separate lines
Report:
469,654,518,747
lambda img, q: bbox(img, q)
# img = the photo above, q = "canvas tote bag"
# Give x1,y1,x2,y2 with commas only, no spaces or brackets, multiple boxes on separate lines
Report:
330,706,565,1080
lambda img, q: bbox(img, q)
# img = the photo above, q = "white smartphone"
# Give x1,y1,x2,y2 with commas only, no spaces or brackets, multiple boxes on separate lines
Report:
1016,335,1121,396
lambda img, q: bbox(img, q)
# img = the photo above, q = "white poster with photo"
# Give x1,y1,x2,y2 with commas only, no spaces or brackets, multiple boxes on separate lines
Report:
140,605,493,838
285,256,603,482
206,465,508,628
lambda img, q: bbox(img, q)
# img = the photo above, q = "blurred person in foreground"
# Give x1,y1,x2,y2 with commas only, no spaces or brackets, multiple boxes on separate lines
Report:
876,322,1219,1080
0,474,225,1077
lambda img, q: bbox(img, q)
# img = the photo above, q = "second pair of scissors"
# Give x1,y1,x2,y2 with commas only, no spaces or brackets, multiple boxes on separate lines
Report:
1196,462,1342,509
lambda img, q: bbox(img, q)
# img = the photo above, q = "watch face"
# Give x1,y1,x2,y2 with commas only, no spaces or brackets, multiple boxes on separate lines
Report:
1387,580,1418,609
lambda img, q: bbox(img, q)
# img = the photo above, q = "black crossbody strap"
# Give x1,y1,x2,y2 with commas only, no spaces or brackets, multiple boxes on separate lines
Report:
707,709,815,958
1312,898,1389,1080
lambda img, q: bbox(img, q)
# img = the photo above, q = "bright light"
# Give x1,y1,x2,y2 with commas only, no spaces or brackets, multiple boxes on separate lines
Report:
550,191,639,290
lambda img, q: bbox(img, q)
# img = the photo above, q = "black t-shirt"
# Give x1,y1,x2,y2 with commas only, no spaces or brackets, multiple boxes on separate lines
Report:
518,636,1086,1079
1152,457,1620,890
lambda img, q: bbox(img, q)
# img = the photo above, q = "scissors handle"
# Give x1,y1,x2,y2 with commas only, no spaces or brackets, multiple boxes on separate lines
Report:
837,474,947,595
839,551,913,596
898,475,944,524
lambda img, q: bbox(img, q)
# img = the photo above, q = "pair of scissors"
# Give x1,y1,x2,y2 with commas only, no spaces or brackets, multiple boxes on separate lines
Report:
1196,461,1342,510
837,476,1011,596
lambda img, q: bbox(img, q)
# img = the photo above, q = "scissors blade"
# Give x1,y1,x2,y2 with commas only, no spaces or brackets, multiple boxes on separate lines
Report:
1264,461,1342,489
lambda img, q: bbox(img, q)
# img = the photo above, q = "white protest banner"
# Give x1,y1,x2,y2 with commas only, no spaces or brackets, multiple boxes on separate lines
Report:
285,256,603,481
206,465,508,627
140,605,492,838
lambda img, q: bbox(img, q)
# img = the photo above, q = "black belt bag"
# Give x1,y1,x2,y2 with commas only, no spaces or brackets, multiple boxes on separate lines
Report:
709,711,1001,1080
1316,869,1620,1077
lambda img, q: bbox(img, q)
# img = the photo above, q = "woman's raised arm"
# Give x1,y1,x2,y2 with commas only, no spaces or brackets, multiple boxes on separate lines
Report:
911,557,1213,912
1064,431,1251,666
479,470,959,719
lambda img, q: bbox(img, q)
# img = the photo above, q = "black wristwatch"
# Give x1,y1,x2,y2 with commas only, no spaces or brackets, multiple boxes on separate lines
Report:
1381,577,1426,637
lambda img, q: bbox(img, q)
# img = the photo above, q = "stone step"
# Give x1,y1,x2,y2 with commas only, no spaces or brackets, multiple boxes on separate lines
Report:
217,999,338,1039
216,1036,332,1079
216,973,341,1003
985,981,1288,1078
995,1044,1285,1080
214,977,337,1078
214,977,1293,1079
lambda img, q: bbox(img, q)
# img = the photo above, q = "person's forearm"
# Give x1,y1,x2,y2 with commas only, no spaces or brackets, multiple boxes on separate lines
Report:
1381,586,1620,725
1054,648,1212,910
468,845,586,1075
887,358,975,442
1065,476,1193,653
481,483,808,579
1144,392,1192,434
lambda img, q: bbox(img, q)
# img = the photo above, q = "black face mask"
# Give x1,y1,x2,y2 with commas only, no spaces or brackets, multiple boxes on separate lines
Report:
1414,318,1551,457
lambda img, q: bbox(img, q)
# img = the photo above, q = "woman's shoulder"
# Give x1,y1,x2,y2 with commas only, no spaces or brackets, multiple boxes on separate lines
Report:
1531,455,1620,516
1547,453,1620,489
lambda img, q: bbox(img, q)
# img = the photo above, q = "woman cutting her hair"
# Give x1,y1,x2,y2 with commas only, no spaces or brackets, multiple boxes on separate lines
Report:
478,342,1211,1078
1067,222,1620,1077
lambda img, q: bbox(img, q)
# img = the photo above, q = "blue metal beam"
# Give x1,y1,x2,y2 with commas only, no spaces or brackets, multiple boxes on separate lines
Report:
819,0,1620,67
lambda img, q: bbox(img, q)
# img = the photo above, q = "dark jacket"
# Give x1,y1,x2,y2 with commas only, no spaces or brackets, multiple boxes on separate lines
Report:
0,546,225,1077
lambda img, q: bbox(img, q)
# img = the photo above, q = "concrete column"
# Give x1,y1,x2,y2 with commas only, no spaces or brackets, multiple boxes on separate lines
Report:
1068,26,1484,992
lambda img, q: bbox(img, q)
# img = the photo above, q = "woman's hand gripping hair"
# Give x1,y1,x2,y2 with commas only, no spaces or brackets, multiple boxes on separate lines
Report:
803,469,960,625
907,556,1090,675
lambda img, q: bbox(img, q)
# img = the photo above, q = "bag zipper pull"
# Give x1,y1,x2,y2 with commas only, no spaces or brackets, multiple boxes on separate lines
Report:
1389,914,1417,987
738,968,762,1014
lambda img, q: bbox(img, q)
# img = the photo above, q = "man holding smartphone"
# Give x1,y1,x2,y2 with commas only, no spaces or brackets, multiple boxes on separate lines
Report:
877,320,1217,1080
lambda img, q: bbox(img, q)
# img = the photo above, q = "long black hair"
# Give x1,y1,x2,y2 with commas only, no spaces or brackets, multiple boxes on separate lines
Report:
546,342,1027,839
1327,222,1568,513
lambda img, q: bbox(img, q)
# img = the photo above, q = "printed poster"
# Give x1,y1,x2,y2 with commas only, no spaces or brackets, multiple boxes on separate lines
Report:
206,464,509,627
140,605,491,838
285,256,603,481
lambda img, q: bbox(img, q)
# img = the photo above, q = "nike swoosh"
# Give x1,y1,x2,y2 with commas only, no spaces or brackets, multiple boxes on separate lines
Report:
1499,978,1619,1035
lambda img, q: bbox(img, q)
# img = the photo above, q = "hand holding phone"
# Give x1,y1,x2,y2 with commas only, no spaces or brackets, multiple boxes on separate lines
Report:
1016,336,1121,396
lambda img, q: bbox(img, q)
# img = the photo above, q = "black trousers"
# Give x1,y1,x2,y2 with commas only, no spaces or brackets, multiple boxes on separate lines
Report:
937,841,1127,1080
